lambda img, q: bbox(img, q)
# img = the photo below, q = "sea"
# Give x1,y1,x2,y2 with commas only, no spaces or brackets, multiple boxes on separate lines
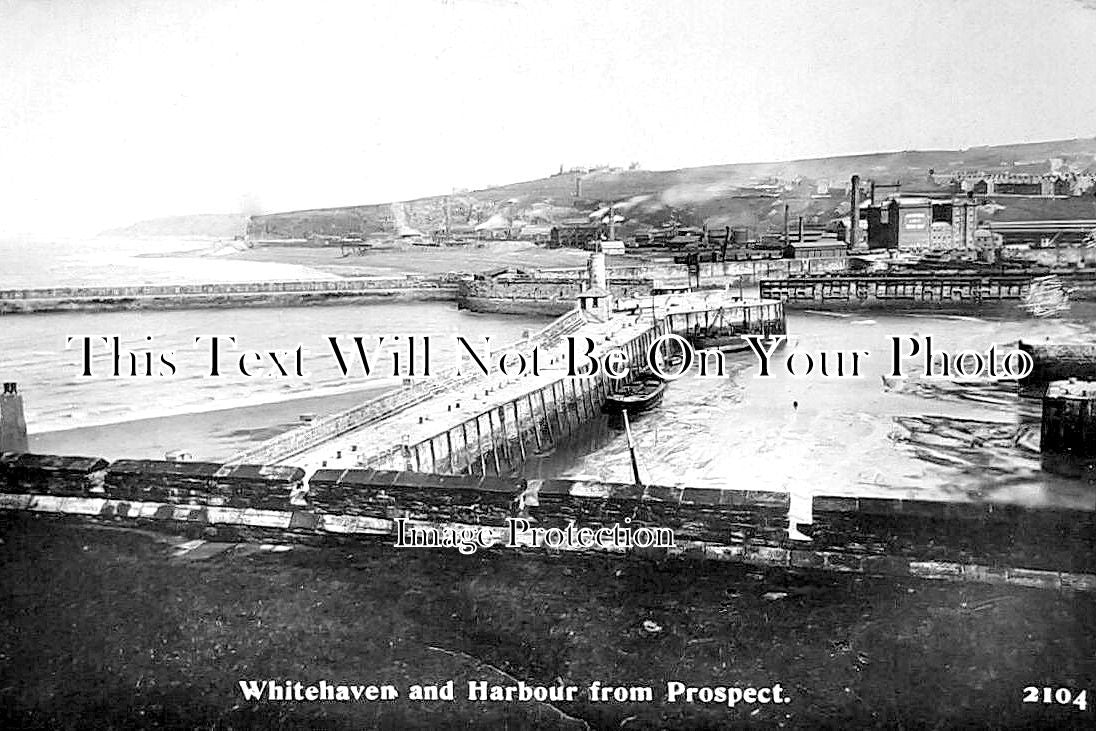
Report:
2,235,1094,509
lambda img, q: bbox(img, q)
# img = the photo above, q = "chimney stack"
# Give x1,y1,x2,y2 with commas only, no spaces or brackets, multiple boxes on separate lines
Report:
783,204,790,245
798,216,804,245
850,175,863,250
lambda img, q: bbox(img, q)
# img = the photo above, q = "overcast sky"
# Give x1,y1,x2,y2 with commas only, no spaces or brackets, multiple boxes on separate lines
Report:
2,0,1096,235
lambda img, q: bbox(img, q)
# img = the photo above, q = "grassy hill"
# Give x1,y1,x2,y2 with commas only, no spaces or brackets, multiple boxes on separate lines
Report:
247,137,1096,239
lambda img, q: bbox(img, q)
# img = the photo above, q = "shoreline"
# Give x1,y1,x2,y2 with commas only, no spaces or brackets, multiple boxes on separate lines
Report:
28,386,397,462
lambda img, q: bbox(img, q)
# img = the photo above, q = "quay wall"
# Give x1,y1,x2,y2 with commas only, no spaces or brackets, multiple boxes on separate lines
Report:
542,257,848,284
760,271,1096,311
1,452,1093,590
457,277,654,315
760,275,1031,311
1017,342,1096,398
0,277,461,315
458,258,847,315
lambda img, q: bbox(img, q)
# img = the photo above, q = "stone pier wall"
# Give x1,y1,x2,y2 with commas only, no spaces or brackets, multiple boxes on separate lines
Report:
2,456,1093,591
383,324,666,475
0,277,461,314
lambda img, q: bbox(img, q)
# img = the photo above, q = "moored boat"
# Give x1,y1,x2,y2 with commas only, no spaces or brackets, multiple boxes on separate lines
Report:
689,333,785,354
603,373,666,414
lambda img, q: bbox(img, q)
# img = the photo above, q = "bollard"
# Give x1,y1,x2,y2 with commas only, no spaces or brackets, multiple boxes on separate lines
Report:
1,382,28,453
1041,379,1096,477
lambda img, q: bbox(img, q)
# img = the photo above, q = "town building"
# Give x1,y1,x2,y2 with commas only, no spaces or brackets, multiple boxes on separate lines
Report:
863,196,978,252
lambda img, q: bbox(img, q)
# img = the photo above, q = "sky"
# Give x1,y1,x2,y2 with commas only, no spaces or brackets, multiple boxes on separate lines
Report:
2,0,1096,235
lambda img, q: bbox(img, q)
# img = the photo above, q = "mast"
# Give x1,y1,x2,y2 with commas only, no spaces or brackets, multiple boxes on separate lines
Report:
622,410,644,490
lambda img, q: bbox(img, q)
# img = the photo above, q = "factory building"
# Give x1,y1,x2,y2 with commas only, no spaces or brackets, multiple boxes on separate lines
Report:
863,196,978,252
549,220,603,249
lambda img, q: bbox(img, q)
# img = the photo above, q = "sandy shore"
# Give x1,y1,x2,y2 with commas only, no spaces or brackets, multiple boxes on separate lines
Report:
29,387,395,463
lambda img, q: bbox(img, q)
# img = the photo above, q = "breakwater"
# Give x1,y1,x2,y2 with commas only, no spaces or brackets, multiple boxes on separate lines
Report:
0,277,460,314
458,276,654,316
1,452,1092,590
1,258,851,316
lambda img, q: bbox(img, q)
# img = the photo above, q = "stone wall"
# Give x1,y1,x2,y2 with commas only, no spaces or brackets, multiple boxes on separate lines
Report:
2,455,1093,591
0,277,461,314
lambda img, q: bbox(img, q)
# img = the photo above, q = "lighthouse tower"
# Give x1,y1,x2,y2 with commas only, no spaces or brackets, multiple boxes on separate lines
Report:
576,250,611,321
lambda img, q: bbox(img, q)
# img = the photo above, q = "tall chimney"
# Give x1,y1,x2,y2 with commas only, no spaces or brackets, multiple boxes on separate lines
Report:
575,176,582,198
608,205,615,240
1,382,28,453
783,204,790,245
850,175,862,250
798,216,804,245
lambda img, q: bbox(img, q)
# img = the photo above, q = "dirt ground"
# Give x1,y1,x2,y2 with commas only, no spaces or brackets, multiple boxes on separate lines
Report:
0,513,1093,729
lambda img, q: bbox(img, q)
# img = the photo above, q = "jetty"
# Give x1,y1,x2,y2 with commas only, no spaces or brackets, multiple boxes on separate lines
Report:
228,287,786,472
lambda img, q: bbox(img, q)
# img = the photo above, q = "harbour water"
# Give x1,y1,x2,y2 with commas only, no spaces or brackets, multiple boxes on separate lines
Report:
524,310,1096,510
2,236,1094,509
0,236,330,288
0,236,547,453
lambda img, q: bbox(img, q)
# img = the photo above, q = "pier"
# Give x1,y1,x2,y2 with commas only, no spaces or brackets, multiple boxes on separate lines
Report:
0,277,459,314
228,292,786,472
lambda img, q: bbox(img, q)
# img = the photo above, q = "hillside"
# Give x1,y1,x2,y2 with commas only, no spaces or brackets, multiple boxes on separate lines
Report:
247,137,1096,240
102,213,250,239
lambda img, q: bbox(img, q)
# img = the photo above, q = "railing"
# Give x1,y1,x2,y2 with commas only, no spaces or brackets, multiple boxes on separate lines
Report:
226,309,589,465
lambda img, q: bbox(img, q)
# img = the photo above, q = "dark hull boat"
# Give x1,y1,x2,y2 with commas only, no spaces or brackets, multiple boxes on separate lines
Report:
690,333,785,354
690,334,751,353
603,374,666,414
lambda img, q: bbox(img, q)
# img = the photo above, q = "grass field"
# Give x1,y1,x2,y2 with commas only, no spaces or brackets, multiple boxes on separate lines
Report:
1,514,1093,729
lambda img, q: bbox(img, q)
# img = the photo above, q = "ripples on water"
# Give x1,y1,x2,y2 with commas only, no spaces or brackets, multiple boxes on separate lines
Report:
1,236,548,431
530,310,1096,509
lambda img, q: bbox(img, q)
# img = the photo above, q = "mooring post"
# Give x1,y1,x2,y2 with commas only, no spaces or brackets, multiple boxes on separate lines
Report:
446,430,455,473
1041,379,1096,477
475,416,487,475
527,393,543,452
570,379,583,421
487,409,502,474
513,400,527,462
0,382,28,454
552,381,567,436
581,376,594,418
539,387,555,445
568,379,582,424
460,421,471,474
497,406,512,466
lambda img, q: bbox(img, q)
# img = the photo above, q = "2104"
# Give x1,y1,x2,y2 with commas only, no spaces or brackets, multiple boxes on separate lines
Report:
1023,687,1088,711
